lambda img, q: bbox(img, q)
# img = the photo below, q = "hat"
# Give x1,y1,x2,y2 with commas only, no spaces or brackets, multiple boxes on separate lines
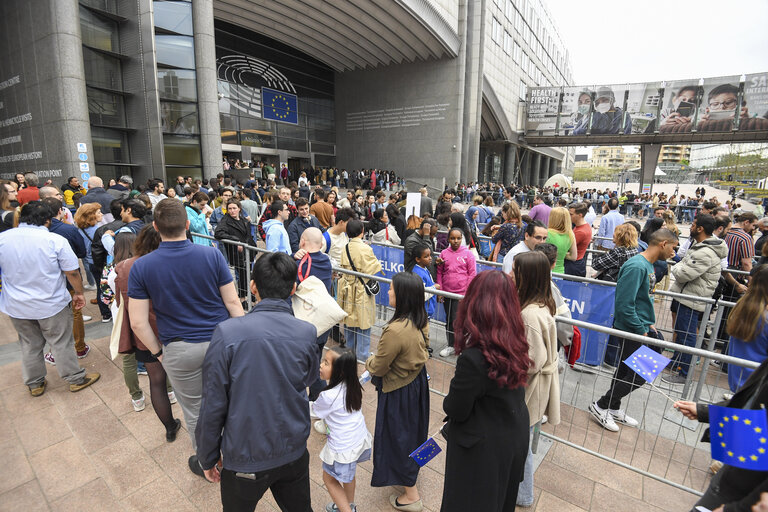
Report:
119,175,133,185
595,87,615,102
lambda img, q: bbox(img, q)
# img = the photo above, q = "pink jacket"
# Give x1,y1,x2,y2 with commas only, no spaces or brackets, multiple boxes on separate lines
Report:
437,246,477,294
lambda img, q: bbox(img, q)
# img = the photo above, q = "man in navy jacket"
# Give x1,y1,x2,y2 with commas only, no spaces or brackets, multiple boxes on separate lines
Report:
196,252,318,511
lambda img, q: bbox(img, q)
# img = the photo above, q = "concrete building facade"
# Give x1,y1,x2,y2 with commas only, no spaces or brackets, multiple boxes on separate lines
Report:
0,0,574,190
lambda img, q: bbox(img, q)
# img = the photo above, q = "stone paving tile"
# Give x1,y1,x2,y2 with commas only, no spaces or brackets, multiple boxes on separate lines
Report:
65,402,130,454
549,443,644,499
50,478,120,512
535,490,589,511
590,483,665,512
13,404,72,454
91,436,164,499
0,479,50,512
533,460,595,510
0,439,36,495
28,437,98,501
120,475,196,512
643,475,700,512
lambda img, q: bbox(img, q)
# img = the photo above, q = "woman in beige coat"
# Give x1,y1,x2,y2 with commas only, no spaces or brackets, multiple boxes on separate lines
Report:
338,219,383,361
513,251,561,507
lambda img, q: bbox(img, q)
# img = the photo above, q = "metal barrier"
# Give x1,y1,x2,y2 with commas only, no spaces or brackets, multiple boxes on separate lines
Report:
202,234,760,497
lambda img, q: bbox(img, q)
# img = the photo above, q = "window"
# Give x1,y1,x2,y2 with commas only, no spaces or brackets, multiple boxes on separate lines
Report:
522,52,530,73
513,42,522,63
157,69,197,101
91,127,130,163
505,0,515,21
160,102,199,134
514,9,523,32
491,17,502,44
519,80,527,100
163,135,202,165
155,35,195,69
80,8,119,52
503,31,513,55
87,88,124,127
82,47,123,91
153,1,193,35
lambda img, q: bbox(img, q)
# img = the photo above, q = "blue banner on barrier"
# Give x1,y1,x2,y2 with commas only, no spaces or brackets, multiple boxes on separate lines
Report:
553,278,615,366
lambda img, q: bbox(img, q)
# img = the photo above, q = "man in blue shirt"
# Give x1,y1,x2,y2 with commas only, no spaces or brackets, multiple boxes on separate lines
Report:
0,202,100,396
264,200,292,254
127,199,244,477
196,251,318,511
596,197,624,250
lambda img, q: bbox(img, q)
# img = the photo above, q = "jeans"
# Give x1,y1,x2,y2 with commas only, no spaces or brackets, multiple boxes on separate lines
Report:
444,298,460,348
597,330,663,411
671,303,703,377
517,427,535,506
343,326,371,362
162,340,209,450
220,450,311,512
11,304,86,388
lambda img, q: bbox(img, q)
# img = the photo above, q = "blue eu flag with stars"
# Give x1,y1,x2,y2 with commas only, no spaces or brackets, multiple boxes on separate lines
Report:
262,87,298,124
710,405,768,470
624,345,670,383
409,437,441,467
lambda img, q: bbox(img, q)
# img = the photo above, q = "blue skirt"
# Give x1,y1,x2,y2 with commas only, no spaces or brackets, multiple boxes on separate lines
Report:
371,367,430,487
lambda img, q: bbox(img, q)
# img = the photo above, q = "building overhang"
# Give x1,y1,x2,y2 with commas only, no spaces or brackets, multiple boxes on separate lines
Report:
213,0,459,72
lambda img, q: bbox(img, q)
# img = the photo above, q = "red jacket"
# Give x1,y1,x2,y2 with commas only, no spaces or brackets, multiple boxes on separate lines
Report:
17,186,39,206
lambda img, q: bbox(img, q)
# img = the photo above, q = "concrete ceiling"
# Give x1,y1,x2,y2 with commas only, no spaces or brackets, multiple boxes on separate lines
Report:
212,0,460,72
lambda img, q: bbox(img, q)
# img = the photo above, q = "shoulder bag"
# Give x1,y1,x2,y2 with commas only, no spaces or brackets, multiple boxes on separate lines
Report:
345,243,380,296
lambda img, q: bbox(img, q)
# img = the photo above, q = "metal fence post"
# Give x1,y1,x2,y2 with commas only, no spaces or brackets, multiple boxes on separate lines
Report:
681,302,712,399
245,244,252,311
692,303,726,403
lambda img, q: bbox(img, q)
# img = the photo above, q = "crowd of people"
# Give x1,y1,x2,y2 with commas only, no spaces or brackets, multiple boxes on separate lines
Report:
1,169,768,512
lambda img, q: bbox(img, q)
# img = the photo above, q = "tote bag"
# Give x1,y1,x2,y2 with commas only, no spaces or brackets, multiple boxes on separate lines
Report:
292,275,347,335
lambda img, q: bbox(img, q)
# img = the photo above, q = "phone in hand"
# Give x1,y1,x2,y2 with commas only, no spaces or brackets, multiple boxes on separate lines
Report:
675,100,695,118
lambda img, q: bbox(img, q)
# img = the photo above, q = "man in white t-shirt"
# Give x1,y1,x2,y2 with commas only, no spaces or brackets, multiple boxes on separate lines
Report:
502,221,548,274
324,207,358,266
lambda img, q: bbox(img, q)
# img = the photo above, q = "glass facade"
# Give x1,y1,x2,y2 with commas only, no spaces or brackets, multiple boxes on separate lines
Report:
79,3,132,180
153,0,202,181
215,21,336,166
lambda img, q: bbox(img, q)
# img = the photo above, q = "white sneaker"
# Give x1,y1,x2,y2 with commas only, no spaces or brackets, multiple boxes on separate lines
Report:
314,419,328,435
723,392,733,401
589,401,619,432
82,315,92,322
83,284,96,290
609,408,639,427
439,346,455,357
132,395,146,412
167,391,177,404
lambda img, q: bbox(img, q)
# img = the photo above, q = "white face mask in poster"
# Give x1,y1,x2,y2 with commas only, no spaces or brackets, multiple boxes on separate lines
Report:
594,103,611,114
577,104,591,116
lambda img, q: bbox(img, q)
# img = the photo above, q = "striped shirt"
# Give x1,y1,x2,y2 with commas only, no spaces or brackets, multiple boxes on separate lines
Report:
725,228,754,269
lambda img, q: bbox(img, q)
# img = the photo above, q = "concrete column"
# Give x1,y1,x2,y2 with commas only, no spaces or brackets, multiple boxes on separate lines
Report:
532,153,542,187
639,144,662,196
503,143,516,185
458,0,485,183
192,0,222,180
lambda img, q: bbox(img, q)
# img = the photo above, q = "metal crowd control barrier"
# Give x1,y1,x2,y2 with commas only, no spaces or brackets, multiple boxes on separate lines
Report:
202,234,760,497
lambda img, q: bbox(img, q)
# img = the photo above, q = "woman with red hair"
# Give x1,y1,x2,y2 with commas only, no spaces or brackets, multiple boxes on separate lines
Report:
440,270,531,512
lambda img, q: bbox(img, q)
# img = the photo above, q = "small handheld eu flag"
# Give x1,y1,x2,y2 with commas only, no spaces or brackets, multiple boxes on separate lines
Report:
409,437,441,467
624,345,671,383
709,405,768,470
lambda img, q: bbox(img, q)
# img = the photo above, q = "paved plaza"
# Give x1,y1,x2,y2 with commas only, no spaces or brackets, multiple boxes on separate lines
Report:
0,288,706,512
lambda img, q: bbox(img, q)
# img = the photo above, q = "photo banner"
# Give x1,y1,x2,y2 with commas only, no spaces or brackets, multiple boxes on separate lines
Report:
558,86,594,135
658,80,700,134
742,73,768,131
525,87,561,135
626,82,661,134
697,75,742,132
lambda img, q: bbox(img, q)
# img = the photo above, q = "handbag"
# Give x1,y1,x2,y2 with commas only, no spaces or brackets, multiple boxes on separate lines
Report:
109,299,124,360
345,243,380,296
292,275,347,335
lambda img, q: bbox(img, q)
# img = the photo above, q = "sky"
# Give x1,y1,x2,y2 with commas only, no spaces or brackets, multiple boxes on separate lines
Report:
542,0,768,156
543,0,768,85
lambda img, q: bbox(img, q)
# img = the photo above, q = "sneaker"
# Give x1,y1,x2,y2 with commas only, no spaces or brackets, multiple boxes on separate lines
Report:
69,372,100,392
609,408,639,427
132,395,146,412
710,460,723,474
314,419,329,435
44,352,56,365
188,455,205,478
83,283,96,290
136,364,148,376
439,346,455,357
168,391,177,404
101,315,112,323
89,298,98,305
661,373,687,385
76,345,90,359
541,414,548,425
326,503,357,512
166,418,181,442
589,401,620,432
82,315,92,322
29,380,47,397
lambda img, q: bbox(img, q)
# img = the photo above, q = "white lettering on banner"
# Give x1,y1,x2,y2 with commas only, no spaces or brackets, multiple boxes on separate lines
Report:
346,103,450,132
562,297,585,315
0,112,32,127
381,260,404,274
0,101,4,109
0,151,42,163
0,135,21,146
0,169,61,180
0,75,21,91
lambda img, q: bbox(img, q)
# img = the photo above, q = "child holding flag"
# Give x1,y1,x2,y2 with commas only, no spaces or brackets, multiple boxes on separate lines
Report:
312,347,372,512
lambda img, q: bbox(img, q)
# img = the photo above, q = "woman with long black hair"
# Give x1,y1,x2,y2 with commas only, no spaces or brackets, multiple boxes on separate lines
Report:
366,272,430,512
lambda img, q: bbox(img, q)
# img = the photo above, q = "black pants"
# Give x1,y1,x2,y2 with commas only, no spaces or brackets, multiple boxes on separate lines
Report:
220,450,311,512
597,330,663,411
563,257,587,277
444,298,460,347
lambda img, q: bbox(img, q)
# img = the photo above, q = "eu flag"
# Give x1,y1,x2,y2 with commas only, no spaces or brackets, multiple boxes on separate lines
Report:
262,87,298,124
624,345,670,383
409,437,441,467
710,405,768,470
